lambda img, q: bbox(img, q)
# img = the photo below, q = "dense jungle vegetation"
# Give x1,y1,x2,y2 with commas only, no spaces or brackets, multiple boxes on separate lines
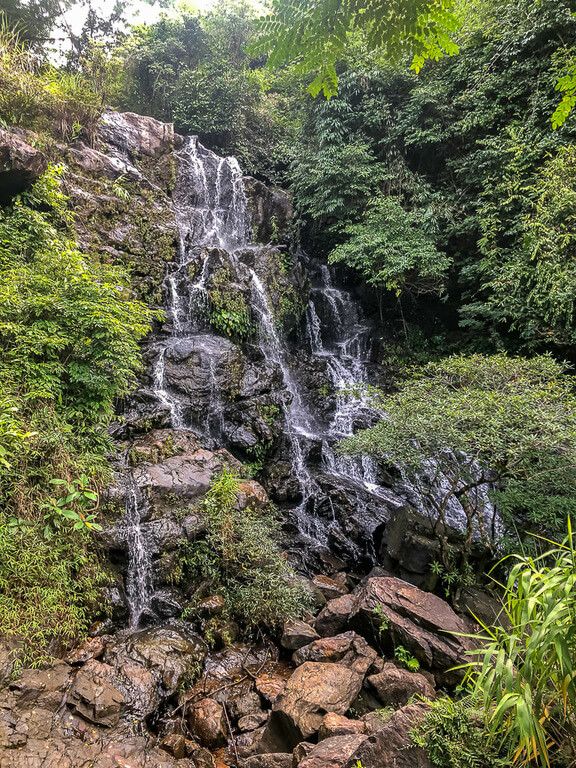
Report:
1,0,576,764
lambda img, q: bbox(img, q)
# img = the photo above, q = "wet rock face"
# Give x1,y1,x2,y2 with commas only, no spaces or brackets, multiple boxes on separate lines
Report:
0,128,48,202
102,428,273,624
244,177,293,244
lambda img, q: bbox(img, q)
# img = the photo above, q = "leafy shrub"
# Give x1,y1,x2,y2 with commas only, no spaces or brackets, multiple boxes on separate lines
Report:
289,140,385,235
412,696,508,768
329,195,450,297
0,17,104,141
340,354,576,562
463,525,576,766
0,514,109,668
178,469,311,632
466,144,576,350
0,166,153,660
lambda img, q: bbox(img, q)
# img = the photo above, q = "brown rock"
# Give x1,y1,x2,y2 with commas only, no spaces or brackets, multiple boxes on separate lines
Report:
228,691,263,721
353,577,476,684
237,725,267,759
259,662,363,750
367,662,436,707
347,702,431,768
292,742,315,764
318,713,366,740
256,671,289,704
292,632,378,677
99,110,176,159
299,734,368,768
161,732,187,759
244,754,293,768
311,574,349,601
281,620,319,651
188,697,227,748
314,594,356,637
193,746,217,768
238,711,269,732
0,128,47,201
198,594,226,616
69,660,126,727
66,636,108,665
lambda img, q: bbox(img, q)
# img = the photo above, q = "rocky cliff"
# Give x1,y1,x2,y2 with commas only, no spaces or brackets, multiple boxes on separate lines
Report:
0,111,494,768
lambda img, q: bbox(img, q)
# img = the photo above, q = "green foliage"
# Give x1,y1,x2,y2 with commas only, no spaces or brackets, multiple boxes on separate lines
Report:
329,196,450,296
208,266,253,340
0,513,109,667
412,696,508,768
252,0,460,98
372,603,390,638
282,0,576,346
464,144,576,350
121,3,298,176
290,140,385,234
463,524,576,766
0,0,72,46
0,166,152,660
0,166,154,425
0,16,105,141
178,470,312,632
552,57,576,130
42,475,102,538
340,355,576,553
394,644,421,672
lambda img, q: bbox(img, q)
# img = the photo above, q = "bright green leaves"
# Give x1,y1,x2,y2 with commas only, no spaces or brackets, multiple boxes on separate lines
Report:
463,525,576,766
0,167,155,424
552,64,576,129
328,195,450,296
253,0,461,98
42,476,102,538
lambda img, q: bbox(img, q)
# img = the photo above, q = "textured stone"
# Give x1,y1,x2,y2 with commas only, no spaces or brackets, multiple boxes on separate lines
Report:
244,754,293,768
258,662,363,751
314,594,356,637
367,662,436,707
318,713,366,740
0,128,47,200
280,620,319,651
353,577,477,684
187,698,227,748
292,632,378,677
299,735,368,768
346,702,431,768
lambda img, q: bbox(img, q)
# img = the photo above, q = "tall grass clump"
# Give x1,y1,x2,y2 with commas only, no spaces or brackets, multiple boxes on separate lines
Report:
464,523,576,766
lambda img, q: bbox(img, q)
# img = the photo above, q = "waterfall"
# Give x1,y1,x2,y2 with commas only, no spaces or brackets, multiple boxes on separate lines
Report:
303,262,382,493
249,269,330,545
123,474,154,628
119,129,406,618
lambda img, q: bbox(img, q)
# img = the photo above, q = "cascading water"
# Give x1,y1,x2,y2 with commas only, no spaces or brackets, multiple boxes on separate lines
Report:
249,269,331,546
118,128,412,619
123,474,154,628
119,137,254,628
304,262,383,495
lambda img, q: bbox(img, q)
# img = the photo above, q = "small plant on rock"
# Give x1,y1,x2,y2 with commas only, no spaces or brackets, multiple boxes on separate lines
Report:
394,645,420,672
178,469,312,633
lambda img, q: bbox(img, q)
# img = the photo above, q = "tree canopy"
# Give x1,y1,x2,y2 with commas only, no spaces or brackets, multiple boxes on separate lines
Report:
252,0,461,97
